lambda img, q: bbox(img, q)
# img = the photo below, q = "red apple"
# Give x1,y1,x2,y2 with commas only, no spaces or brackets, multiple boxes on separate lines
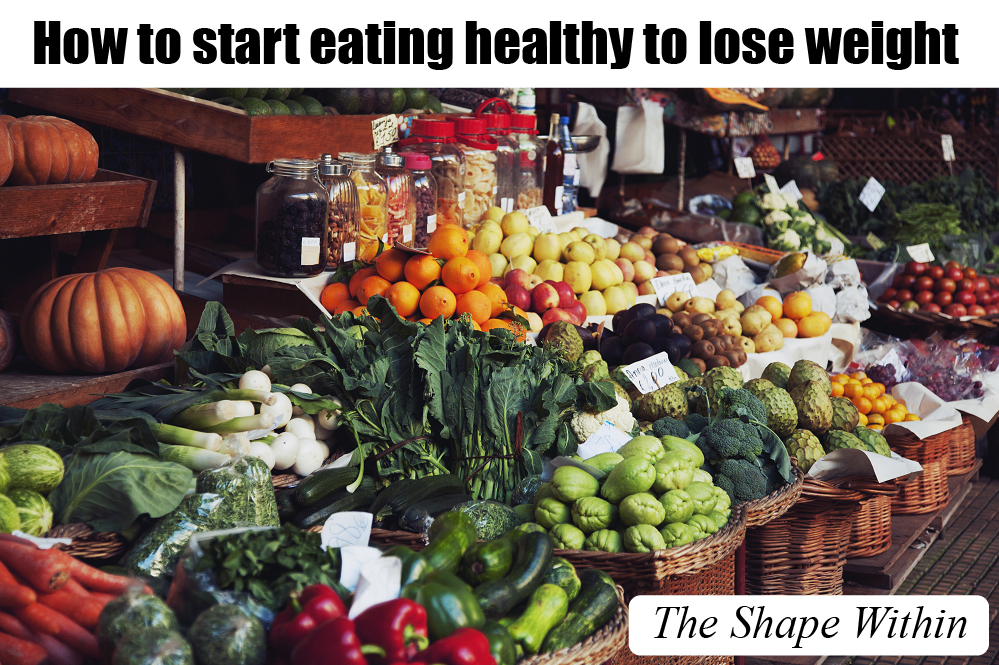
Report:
526,274,543,290
944,303,968,317
946,267,964,282
935,278,956,293
974,277,990,293
551,281,576,309
968,305,987,317
905,261,927,276
900,301,919,312
568,299,588,324
898,274,917,290
989,289,999,302
921,302,942,313
504,284,531,311
896,289,914,303
531,283,560,312
934,290,953,307
887,300,901,309
965,267,978,279
986,305,999,316
915,276,935,292
892,274,908,289
879,287,898,302
959,278,976,292
541,308,574,325
955,290,977,306
979,292,993,306
915,291,935,305
928,266,945,280
945,261,963,272
504,269,532,291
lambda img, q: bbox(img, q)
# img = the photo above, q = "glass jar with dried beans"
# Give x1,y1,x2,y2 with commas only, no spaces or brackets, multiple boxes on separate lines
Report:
317,155,360,269
402,152,438,249
255,159,330,277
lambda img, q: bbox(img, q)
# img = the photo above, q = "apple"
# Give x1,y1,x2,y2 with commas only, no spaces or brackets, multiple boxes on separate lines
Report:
526,274,544,290
504,269,532,291
880,287,898,302
921,302,942,313
905,261,927,276
965,267,979,279
915,276,935,292
638,281,658,296
633,260,657,283
644,250,656,265
531,283,560,312
541,308,574,325
928,266,945,280
892,274,908,289
989,289,999,302
955,290,977,306
504,284,531,311
959,278,976,293
935,278,956,293
934,290,953,307
887,300,901,309
900,300,919,312
613,258,635,283
979,292,993,306
896,289,914,303
944,303,968,317
945,261,963,272
968,305,987,317
655,270,669,278
986,305,999,316
945,267,964,282
915,291,935,305
568,299,588,324
974,277,990,293
551,281,576,309
524,311,544,332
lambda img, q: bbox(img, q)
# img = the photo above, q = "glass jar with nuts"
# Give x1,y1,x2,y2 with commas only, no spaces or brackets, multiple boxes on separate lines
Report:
318,155,360,269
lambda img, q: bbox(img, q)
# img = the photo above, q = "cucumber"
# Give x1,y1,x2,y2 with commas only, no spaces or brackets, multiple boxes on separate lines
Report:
384,475,466,516
369,478,417,517
275,491,298,522
421,511,477,574
540,569,619,652
295,467,363,506
474,532,554,620
401,494,473,532
293,485,376,528
543,557,581,601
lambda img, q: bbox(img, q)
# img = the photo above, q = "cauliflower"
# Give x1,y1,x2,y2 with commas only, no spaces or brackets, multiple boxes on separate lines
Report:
770,229,801,252
814,224,828,241
570,395,635,440
758,193,791,211
824,237,845,257
763,210,792,232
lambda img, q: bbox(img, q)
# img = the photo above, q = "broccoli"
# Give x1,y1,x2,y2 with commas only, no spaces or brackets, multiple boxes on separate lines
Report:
651,416,691,439
699,419,764,465
716,458,770,503
684,413,708,434
716,388,767,423
762,460,784,494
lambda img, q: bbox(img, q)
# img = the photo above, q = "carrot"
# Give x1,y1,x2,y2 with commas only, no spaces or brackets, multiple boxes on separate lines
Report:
0,632,48,665
51,583,83,601
0,587,35,611
0,564,20,588
35,592,100,632
13,606,58,638
89,593,115,607
0,537,35,550
32,635,80,665
55,555,134,596
0,612,34,642
15,606,96,661
0,544,67,593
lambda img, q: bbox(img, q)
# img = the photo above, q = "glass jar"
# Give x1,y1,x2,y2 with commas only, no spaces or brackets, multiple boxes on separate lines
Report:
376,148,417,247
455,117,499,228
482,112,520,214
511,113,546,210
318,155,360,269
339,152,388,263
401,152,438,249
255,158,329,277
398,119,465,228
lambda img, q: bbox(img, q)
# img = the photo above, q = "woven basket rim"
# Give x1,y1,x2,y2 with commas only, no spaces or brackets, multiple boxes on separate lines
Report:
870,305,999,331
519,586,628,665
744,465,806,528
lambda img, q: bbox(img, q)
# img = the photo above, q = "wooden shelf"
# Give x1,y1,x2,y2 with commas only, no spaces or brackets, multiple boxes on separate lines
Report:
7,88,379,163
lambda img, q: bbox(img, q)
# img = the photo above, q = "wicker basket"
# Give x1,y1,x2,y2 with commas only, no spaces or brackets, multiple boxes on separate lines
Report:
42,524,129,562
368,528,428,548
891,457,950,515
845,477,903,559
866,305,999,341
743,465,805,528
947,416,978,476
520,586,629,665
559,504,747,595
886,427,952,466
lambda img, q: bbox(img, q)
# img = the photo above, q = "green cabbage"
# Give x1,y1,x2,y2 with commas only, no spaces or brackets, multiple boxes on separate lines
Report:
241,328,317,366
7,490,52,536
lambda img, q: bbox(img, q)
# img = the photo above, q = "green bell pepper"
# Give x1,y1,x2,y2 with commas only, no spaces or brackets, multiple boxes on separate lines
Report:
383,545,432,587
401,570,485,641
480,620,517,665
506,584,569,655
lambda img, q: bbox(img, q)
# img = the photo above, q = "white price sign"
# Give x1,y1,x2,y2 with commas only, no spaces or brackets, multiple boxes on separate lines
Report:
622,352,681,395
577,421,632,458
780,179,803,202
734,157,756,179
858,177,886,212
649,273,700,306
941,134,956,162
764,173,780,195
907,243,935,263
371,115,399,150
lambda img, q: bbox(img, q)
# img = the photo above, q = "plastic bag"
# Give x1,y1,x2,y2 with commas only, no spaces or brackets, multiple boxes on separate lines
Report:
111,627,193,665
121,494,226,579
662,213,764,246
456,500,522,540
711,255,760,298
511,475,544,506
187,604,266,665
903,333,987,401
97,591,181,660
835,286,872,323
197,456,279,528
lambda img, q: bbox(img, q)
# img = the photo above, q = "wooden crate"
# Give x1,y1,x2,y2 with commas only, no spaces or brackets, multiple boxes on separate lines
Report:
0,169,156,239
8,88,380,163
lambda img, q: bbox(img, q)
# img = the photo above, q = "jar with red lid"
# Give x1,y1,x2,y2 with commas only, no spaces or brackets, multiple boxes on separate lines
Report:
481,112,520,214
401,152,438,248
398,119,465,228
455,116,499,228
511,112,545,210
376,147,416,247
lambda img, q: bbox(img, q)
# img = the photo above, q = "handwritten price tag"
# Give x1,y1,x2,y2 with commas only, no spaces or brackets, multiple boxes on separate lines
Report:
734,157,756,179
858,177,885,212
578,421,632,458
524,205,557,233
649,273,700,307
371,115,399,150
764,173,780,195
941,134,956,162
622,352,680,395
780,179,803,202
907,243,935,263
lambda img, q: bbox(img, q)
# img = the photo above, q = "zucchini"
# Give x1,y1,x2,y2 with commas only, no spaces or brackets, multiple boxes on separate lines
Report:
293,487,376,528
369,478,417,517
384,475,466,515
401,494,473,533
275,490,298,522
543,557,581,601
295,467,362,506
474,532,554,620
459,539,514,586
540,569,619,653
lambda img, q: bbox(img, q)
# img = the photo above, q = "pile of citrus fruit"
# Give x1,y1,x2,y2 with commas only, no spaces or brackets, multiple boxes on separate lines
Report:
755,291,833,339
319,225,526,340
830,371,920,432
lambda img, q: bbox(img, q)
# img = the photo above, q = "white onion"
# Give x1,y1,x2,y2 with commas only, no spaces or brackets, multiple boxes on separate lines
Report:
316,398,343,431
248,440,276,470
314,422,334,440
315,440,330,460
293,438,325,476
260,393,293,429
285,418,317,441
290,383,313,416
231,401,256,418
269,432,300,470
239,370,271,393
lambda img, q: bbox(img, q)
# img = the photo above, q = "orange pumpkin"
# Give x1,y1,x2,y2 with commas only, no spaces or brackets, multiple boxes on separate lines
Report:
0,310,15,373
20,268,186,374
0,118,12,186
3,115,99,186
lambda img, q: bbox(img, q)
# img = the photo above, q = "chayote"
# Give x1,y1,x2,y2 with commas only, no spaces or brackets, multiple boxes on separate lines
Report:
571,496,617,534
652,451,695,494
584,529,623,553
617,436,666,465
551,466,600,503
570,454,584,462
661,436,704,468
583,452,624,474
707,510,728,530
535,498,571,530
533,483,554,507
619,492,667,527
660,522,696,548
660,489,695,524
601,457,656,504
623,524,666,553
713,486,732,514
549,523,586,550
691,469,713,484
689,513,718,536
685,482,718,516
686,517,707,540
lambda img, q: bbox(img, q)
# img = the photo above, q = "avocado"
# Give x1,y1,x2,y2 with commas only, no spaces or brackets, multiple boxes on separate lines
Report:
268,88,291,102
212,97,246,111
376,89,395,113
264,99,291,115
289,88,305,97
293,95,325,116
425,94,443,114
358,89,378,114
244,88,268,99
388,88,407,114
405,88,428,110
220,88,248,100
324,89,360,115
283,100,306,116
241,97,272,116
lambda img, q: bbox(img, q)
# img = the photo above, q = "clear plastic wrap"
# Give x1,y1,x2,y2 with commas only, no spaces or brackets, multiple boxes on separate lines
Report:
455,500,521,540
187,604,267,665
111,627,193,665
98,592,181,660
511,475,544,506
122,494,226,579
196,455,279,528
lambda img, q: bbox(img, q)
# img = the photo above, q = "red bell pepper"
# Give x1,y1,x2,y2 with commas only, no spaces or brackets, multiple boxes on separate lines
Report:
269,585,347,655
412,627,497,665
354,599,430,665
290,617,386,665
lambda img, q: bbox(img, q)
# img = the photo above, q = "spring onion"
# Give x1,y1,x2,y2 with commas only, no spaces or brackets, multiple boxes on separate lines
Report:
260,393,293,429
220,433,251,456
203,413,274,434
171,401,237,429
159,444,231,471
152,423,223,452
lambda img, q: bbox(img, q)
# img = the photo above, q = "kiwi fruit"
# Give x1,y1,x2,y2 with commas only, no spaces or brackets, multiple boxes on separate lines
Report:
682,325,704,343
692,340,716,359
657,254,684,272
678,247,701,268
672,312,693,328
706,355,731,368
691,313,714,325
691,358,707,373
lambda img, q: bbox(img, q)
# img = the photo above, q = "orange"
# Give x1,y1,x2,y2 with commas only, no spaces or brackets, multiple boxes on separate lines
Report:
456,290,492,325
850,371,867,380
870,382,886,397
357,275,392,305
782,292,812,320
320,282,350,313
853,396,872,415
481,318,526,342
773,318,798,338
860,377,873,385
334,299,361,315
405,254,443,291
441,256,480,295
756,296,784,322
464,250,493,288
349,267,379,298
883,409,903,425
427,225,469,260
844,383,865,400
866,413,884,426
832,374,850,384
476,282,509,318
386,281,421,317
796,312,831,338
351,305,370,316
375,248,410,283
863,385,880,402
904,413,920,422
870,397,887,415
868,424,883,433
831,382,845,397
857,413,869,427
420,285,457,319
418,318,433,325
470,320,481,331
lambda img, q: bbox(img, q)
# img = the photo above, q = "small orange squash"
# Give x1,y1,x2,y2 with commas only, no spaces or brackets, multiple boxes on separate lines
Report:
3,115,99,186
0,118,12,186
20,268,186,374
